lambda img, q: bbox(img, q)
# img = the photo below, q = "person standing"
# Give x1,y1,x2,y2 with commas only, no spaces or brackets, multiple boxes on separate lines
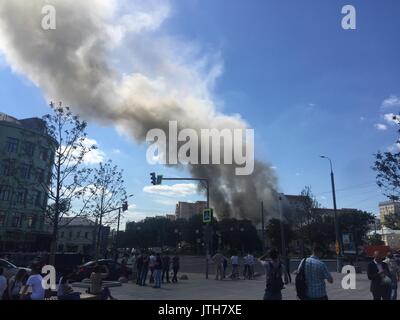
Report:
149,252,156,284
368,251,392,300
259,249,284,300
243,254,250,279
20,263,45,300
247,253,255,280
0,268,7,300
131,253,138,283
162,253,171,283
384,251,399,300
230,252,239,280
139,252,149,286
136,252,144,285
297,244,333,300
212,251,224,280
172,254,180,283
153,253,163,289
222,255,228,279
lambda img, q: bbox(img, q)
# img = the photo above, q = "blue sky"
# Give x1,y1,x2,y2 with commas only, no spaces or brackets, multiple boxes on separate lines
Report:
1,0,400,225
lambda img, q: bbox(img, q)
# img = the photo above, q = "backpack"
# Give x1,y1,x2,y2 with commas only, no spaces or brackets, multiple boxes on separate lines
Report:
266,262,284,293
295,258,307,300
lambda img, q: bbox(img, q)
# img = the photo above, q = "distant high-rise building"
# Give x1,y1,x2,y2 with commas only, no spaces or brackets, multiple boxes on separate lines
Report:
175,201,207,220
379,200,400,224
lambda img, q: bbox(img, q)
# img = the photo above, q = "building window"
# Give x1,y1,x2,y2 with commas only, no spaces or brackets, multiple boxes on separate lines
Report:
19,164,32,180
60,231,64,239
0,186,12,201
84,232,89,239
34,191,42,207
1,160,14,177
14,188,27,205
22,142,35,157
6,137,18,153
27,216,36,229
40,148,50,162
68,231,72,240
36,168,45,183
11,214,21,228
76,231,81,239
0,214,5,227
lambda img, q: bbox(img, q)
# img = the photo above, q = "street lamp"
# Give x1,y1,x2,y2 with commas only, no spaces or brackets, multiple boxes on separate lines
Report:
320,155,342,273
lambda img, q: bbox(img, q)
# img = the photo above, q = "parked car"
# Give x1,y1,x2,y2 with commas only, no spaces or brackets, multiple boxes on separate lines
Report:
75,259,131,281
0,259,31,279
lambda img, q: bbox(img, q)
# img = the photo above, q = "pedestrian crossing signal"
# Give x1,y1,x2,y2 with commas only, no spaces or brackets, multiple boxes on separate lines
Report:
203,208,213,223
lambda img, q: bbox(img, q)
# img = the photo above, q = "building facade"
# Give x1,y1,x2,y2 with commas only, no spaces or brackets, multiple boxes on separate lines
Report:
175,201,207,220
57,217,110,255
379,200,400,224
0,113,56,251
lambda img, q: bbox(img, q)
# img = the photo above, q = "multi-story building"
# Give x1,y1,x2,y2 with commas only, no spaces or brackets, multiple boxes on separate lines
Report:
57,217,110,255
175,201,207,220
379,200,400,225
0,112,56,251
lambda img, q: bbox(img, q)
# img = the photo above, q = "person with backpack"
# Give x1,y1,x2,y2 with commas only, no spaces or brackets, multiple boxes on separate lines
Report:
258,249,284,300
296,244,333,300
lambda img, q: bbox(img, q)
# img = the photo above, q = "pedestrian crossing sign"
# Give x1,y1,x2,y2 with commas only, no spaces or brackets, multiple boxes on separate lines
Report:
203,208,213,223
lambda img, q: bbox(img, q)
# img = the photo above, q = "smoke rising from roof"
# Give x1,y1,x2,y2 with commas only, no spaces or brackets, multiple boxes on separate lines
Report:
0,0,278,222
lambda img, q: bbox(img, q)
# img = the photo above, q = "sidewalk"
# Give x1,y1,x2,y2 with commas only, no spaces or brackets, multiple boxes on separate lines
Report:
76,272,373,300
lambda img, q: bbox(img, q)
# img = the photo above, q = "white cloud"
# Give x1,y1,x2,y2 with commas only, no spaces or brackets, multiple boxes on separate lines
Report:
359,116,365,121
154,198,178,206
112,148,121,154
374,123,388,131
271,166,278,170
388,143,400,152
143,183,198,197
81,138,106,164
384,113,399,125
61,137,106,165
382,95,400,109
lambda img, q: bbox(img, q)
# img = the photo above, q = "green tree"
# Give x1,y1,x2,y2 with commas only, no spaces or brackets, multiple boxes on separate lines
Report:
265,218,294,253
43,102,97,264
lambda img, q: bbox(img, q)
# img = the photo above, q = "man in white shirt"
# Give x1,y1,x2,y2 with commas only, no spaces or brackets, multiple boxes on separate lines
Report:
230,254,239,280
21,264,45,300
0,268,7,300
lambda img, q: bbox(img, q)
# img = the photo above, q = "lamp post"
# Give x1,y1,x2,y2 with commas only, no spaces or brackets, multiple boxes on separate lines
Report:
277,193,288,283
320,156,342,273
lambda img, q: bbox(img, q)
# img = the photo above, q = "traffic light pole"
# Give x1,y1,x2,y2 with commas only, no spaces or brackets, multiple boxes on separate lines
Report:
155,176,210,279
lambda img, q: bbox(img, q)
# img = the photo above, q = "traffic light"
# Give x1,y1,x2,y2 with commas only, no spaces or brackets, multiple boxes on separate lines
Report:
122,201,128,212
157,175,163,185
150,172,156,185
203,208,213,223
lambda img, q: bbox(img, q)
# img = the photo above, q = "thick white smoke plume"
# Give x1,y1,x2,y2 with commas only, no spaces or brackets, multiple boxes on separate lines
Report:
0,0,278,222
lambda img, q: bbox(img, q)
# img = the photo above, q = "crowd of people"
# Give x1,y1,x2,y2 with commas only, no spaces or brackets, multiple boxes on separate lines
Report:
129,250,181,289
258,244,400,301
1,245,399,300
